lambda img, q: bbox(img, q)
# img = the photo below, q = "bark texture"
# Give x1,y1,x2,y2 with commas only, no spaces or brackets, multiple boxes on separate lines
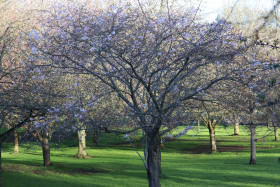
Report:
75,129,89,158
209,128,217,153
93,129,98,146
249,125,256,165
14,130,19,154
146,128,161,187
41,137,51,167
274,124,278,141
201,115,222,153
234,122,240,135
38,132,51,167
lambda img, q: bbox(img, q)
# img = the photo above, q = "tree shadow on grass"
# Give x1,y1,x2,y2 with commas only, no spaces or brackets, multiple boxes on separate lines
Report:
3,169,109,187
162,138,277,154
182,144,249,154
165,168,279,187
163,155,280,187
2,154,147,178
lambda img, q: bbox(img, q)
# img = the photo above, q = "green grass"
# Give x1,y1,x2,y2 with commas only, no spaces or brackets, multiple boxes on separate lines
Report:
2,125,280,187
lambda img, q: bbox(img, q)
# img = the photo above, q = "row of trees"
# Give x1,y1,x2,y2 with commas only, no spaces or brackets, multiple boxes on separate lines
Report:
0,1,280,187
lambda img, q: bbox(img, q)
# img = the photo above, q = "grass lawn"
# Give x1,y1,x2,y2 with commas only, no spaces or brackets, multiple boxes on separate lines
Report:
2,125,280,187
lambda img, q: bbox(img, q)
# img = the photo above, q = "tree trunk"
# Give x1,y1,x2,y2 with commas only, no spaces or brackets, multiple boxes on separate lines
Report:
234,122,240,135
75,129,89,158
146,129,161,187
249,125,256,165
160,137,164,149
158,146,161,176
274,124,278,141
41,138,51,167
14,130,19,154
209,128,217,153
197,120,200,132
93,129,98,146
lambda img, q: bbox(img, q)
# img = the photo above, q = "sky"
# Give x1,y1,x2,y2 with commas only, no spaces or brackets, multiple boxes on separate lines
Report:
197,0,275,22
17,0,276,24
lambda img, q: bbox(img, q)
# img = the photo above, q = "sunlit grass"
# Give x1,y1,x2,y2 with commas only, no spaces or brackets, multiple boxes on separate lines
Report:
2,125,280,186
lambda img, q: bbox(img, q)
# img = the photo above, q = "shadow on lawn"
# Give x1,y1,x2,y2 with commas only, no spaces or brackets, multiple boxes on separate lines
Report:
3,170,108,187
2,158,109,176
2,154,147,179
181,143,276,154
162,137,277,154
182,144,249,154
163,155,280,186
165,167,279,187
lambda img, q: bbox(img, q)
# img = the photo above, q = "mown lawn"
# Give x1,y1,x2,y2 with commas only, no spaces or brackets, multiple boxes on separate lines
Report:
2,125,280,187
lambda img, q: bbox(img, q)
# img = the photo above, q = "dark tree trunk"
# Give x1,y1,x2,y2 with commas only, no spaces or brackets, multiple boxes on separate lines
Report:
146,129,161,187
268,121,272,127
160,137,164,149
93,129,98,147
209,128,217,153
158,146,161,176
274,124,278,141
41,138,51,167
234,122,240,135
249,125,256,165
14,130,19,154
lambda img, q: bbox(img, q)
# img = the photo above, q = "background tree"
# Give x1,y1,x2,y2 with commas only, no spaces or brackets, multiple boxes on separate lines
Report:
198,101,225,153
0,2,52,184
219,44,280,165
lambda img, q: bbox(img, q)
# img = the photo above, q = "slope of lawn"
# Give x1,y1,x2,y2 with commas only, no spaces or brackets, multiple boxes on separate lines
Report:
2,125,280,187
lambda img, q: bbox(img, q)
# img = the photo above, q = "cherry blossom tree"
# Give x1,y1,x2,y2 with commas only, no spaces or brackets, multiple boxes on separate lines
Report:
0,29,50,187
28,1,251,186
0,0,69,174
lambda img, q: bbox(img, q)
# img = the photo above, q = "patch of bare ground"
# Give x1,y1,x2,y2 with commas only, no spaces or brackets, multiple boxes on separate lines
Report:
32,170,46,175
166,138,250,143
3,164,46,175
183,145,211,154
50,163,107,175
70,168,106,175
257,146,276,149
51,163,67,168
73,154,91,159
184,145,275,154
218,145,248,152
2,164,20,172
3,163,106,176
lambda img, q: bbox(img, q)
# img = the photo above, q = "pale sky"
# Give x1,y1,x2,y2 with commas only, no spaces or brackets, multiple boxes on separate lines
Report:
198,0,275,22
35,0,278,23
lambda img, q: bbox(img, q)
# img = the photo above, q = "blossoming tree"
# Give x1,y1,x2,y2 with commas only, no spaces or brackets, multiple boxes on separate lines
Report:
29,1,249,186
